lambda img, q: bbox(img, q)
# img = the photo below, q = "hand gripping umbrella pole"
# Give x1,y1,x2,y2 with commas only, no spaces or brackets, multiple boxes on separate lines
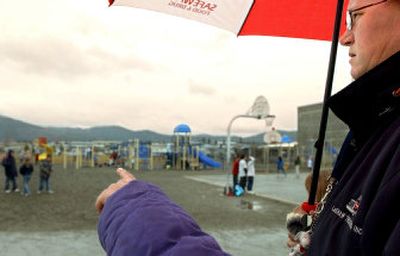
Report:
306,0,345,210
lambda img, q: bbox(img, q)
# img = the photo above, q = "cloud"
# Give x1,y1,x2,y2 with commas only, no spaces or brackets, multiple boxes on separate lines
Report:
188,79,216,96
0,37,156,80
0,0,354,136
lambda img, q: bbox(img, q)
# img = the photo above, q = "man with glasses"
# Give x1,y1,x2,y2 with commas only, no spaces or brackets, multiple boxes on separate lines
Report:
288,0,400,255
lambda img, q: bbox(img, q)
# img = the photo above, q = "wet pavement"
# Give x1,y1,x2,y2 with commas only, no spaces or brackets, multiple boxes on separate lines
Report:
211,228,289,256
186,172,310,206
1,229,289,256
0,231,103,256
0,168,300,256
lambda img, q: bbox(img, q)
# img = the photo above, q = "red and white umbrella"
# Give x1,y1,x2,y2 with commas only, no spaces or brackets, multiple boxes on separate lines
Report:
107,0,349,207
109,0,348,40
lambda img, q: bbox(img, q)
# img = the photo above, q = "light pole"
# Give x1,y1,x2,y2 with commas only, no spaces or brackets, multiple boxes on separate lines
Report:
225,96,275,190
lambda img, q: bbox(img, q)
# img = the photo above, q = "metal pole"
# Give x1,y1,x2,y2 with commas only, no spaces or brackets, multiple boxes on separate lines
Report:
135,139,139,171
128,144,133,169
150,143,153,170
308,0,345,205
91,145,95,168
63,143,67,170
75,147,79,170
266,147,270,173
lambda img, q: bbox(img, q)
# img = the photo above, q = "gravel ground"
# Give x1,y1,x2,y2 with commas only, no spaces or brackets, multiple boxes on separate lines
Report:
0,166,294,255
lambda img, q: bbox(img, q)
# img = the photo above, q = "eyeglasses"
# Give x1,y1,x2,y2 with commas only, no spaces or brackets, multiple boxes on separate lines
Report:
346,0,388,31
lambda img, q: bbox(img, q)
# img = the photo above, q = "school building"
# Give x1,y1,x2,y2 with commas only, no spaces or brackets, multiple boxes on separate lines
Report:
297,102,349,169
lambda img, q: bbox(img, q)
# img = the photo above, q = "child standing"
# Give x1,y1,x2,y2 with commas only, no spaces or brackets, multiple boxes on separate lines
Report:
246,155,256,193
231,154,240,189
38,155,54,194
2,150,19,193
19,158,34,196
276,156,287,177
294,156,301,178
238,154,247,190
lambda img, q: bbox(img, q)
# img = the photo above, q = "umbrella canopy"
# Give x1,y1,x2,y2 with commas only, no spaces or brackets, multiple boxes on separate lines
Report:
109,0,348,40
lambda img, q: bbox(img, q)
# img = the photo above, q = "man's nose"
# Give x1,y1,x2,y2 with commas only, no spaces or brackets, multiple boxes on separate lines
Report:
339,29,353,46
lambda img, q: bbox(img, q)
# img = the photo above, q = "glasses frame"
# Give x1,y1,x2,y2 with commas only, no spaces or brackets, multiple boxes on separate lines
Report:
346,0,388,31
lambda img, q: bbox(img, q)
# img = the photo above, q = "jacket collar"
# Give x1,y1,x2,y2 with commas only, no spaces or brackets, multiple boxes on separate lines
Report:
328,51,400,144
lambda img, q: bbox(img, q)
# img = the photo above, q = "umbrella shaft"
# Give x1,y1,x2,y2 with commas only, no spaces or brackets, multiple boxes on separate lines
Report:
308,0,345,205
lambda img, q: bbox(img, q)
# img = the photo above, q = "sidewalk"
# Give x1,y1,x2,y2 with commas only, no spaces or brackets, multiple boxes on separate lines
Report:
186,172,309,206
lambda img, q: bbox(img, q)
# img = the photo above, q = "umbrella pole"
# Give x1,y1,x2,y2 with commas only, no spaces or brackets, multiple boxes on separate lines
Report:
308,0,345,205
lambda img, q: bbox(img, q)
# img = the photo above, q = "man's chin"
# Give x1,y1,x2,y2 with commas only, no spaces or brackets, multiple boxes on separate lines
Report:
350,67,363,80
350,70,358,80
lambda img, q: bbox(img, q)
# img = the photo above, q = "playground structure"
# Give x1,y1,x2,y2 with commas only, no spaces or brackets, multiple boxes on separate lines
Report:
53,140,167,171
5,138,161,171
13,128,222,171
50,131,223,171
170,124,222,170
1,131,336,175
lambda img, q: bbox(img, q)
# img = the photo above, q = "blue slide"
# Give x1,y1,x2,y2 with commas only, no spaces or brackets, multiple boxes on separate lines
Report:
198,151,222,168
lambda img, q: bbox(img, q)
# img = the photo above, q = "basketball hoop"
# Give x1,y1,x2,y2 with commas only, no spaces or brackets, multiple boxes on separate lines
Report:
246,95,270,119
265,115,275,129
226,95,277,188
264,129,281,144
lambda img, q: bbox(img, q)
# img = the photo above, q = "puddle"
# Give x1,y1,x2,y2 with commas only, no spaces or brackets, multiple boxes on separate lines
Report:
0,228,288,256
239,199,263,211
210,227,289,256
0,231,104,256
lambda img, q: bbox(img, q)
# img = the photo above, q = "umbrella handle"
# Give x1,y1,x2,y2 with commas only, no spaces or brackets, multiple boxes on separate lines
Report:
308,0,345,206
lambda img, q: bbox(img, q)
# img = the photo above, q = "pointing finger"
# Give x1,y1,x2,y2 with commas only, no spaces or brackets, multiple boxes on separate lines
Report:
116,168,135,182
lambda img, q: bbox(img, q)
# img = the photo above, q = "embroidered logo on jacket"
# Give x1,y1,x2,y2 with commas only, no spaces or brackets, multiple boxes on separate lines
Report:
346,195,362,216
331,205,363,236
393,87,400,97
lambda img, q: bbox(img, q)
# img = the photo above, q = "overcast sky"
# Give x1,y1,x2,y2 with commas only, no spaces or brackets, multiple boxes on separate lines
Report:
0,0,353,136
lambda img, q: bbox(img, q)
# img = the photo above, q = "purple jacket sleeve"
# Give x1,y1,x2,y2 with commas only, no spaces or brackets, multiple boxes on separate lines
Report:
97,180,230,256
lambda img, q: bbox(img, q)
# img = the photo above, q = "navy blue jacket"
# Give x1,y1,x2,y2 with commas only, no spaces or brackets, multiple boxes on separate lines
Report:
2,155,17,177
309,51,400,255
98,180,230,256
20,164,34,176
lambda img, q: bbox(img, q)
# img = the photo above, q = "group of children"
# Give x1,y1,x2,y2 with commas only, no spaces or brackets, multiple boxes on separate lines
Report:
1,149,54,196
231,154,256,196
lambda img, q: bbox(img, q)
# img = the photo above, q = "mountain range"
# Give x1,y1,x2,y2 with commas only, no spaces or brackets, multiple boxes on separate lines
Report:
0,115,296,144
